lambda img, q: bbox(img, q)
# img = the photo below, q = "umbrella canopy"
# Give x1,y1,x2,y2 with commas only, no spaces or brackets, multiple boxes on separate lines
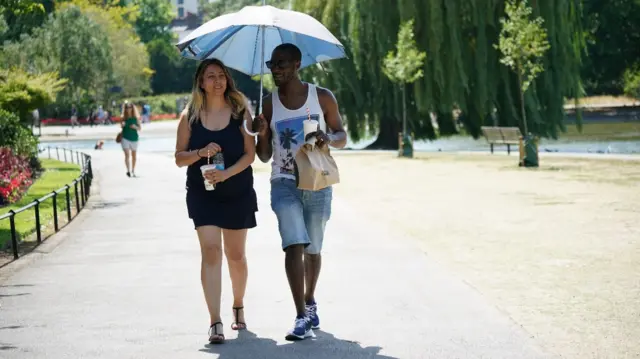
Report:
175,5,347,76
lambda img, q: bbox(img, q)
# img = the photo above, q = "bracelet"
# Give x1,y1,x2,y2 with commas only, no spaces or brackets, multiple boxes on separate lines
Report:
196,148,202,157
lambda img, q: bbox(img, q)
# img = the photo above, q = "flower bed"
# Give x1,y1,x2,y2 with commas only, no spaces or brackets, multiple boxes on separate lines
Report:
0,147,33,206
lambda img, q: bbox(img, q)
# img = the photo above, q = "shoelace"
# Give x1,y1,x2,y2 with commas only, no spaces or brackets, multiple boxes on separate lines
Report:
305,304,317,316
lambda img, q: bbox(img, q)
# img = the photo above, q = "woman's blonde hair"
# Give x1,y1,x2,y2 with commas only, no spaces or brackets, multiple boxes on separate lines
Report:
187,58,247,124
121,101,140,120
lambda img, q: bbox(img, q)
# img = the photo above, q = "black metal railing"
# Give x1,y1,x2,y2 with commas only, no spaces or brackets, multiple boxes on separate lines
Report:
0,146,93,260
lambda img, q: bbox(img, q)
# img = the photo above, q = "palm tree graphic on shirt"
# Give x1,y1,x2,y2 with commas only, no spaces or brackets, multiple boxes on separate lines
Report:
275,114,318,175
279,127,298,173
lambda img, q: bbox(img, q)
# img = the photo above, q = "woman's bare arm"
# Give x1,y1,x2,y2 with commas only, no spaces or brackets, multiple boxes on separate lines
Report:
174,110,201,168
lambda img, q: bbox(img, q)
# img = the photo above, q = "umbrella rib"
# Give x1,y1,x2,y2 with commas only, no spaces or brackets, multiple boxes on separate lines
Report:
200,26,245,60
252,26,262,75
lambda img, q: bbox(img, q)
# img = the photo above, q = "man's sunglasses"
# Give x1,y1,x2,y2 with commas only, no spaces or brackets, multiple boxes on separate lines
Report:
265,59,293,70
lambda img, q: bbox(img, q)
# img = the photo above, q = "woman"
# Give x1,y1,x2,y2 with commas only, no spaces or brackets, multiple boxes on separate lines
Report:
120,102,141,177
174,58,257,344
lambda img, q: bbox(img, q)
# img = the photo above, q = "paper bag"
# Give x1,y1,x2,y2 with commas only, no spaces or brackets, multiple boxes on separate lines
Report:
294,143,340,191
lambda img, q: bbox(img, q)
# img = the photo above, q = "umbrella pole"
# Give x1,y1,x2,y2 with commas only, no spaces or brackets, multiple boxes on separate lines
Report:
243,5,266,137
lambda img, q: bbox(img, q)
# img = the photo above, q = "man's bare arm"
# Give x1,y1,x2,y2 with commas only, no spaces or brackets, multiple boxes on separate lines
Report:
318,88,347,149
255,94,273,163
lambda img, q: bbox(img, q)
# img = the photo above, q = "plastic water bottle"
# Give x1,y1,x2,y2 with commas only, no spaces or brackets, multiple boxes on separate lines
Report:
210,153,225,190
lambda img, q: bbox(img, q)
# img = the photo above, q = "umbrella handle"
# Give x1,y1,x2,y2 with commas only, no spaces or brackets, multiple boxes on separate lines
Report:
243,119,259,137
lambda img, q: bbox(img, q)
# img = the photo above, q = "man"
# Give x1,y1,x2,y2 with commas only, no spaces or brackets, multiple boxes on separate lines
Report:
253,43,347,341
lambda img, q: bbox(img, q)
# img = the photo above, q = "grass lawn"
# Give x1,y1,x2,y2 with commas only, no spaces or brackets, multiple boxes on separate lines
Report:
331,151,640,359
559,121,640,141
0,159,81,249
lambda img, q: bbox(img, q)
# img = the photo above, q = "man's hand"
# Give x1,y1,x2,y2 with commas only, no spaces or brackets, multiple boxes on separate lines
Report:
305,124,331,148
252,114,269,138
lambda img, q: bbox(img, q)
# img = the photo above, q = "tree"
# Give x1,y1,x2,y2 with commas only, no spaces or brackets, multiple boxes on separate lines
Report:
0,69,67,124
382,19,426,138
495,0,550,135
292,0,583,148
0,0,51,43
66,0,152,98
131,0,175,43
581,0,640,95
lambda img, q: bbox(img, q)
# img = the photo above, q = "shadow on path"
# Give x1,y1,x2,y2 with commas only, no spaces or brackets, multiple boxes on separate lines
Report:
199,330,398,359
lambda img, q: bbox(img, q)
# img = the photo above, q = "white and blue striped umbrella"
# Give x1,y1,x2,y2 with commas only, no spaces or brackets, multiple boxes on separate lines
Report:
176,5,346,135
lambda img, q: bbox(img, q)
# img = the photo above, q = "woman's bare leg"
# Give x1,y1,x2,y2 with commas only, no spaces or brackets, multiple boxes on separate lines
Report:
123,149,131,174
222,228,248,327
131,150,137,175
197,226,223,326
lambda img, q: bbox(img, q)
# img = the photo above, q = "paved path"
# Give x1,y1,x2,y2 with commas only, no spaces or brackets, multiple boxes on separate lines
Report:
0,150,554,359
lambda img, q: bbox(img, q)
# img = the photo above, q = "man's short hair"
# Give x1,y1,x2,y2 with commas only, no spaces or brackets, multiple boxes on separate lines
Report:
274,43,302,62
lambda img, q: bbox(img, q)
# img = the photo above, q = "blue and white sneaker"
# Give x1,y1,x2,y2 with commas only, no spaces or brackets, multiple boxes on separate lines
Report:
305,301,320,329
285,315,314,341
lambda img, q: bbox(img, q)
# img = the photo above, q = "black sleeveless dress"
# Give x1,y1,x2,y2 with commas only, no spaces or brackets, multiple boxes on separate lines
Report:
185,112,258,230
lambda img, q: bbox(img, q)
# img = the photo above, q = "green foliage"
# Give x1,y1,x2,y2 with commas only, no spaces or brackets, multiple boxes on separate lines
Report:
0,0,49,43
496,0,550,93
147,38,197,95
0,69,67,124
581,0,640,94
382,20,427,85
127,93,191,115
0,110,39,159
251,74,276,93
623,65,640,99
131,0,175,43
495,0,551,135
66,0,152,98
200,0,290,21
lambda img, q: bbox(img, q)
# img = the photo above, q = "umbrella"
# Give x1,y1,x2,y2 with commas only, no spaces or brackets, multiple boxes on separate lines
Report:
175,4,346,136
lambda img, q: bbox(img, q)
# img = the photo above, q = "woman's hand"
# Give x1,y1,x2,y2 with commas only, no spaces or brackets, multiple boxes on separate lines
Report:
204,169,230,184
199,142,222,157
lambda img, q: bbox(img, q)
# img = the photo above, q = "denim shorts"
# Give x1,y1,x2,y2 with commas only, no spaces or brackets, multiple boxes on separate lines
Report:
270,178,332,254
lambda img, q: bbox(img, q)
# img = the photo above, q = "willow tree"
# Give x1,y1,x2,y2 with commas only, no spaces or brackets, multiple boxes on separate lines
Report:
293,0,584,149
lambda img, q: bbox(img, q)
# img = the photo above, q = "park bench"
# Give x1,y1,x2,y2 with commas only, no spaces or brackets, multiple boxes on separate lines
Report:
480,126,522,154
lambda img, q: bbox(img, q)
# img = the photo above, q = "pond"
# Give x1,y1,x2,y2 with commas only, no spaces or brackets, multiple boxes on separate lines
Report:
40,135,640,155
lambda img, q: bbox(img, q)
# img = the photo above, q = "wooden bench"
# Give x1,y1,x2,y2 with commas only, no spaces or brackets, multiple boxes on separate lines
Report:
480,126,522,154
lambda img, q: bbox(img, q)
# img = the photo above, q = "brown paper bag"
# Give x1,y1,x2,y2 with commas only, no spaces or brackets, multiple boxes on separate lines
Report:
294,143,340,191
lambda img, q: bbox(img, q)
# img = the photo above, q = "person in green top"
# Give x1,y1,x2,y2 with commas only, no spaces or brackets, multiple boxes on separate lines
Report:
120,101,142,177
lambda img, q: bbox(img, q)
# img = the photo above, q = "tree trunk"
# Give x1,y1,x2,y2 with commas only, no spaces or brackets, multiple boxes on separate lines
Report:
402,85,407,135
518,71,528,135
365,115,400,149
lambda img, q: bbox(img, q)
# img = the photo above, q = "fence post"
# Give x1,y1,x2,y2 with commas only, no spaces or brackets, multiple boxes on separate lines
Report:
9,210,18,259
34,199,42,244
52,191,59,232
48,146,51,159
80,177,85,207
56,147,59,160
74,181,80,212
65,185,71,222
76,151,80,164
63,148,67,162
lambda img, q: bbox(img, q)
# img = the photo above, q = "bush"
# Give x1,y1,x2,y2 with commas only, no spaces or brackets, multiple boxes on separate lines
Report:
623,65,640,99
0,109,38,158
0,147,33,205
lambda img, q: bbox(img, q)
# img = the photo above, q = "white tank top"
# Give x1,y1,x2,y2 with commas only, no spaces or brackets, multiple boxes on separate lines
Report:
270,83,326,181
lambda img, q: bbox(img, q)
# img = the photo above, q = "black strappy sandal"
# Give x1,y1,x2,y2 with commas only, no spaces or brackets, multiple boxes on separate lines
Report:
231,307,247,330
209,322,225,344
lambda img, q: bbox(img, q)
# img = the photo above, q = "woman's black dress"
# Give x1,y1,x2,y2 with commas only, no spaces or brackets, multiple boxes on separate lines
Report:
185,112,258,229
